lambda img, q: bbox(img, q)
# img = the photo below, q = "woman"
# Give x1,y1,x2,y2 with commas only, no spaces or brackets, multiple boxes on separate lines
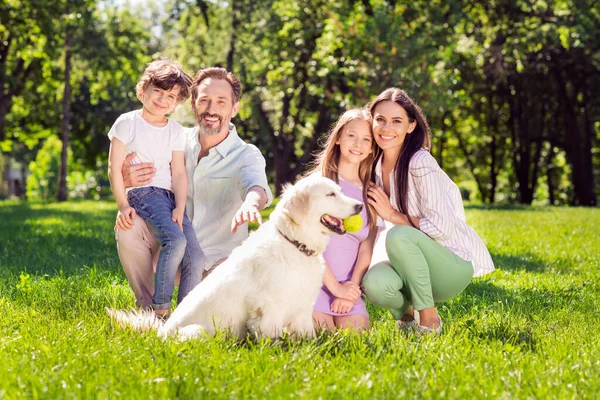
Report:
362,88,495,334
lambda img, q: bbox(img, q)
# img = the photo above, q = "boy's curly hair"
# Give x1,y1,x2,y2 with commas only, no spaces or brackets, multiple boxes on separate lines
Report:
135,59,192,103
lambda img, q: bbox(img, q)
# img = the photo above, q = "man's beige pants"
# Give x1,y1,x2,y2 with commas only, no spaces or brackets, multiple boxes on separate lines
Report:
115,215,224,309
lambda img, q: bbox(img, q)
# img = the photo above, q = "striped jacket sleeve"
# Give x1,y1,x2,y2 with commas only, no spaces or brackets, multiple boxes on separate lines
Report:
410,152,458,241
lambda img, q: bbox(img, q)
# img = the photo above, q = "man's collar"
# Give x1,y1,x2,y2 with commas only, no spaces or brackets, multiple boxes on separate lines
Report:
214,123,238,158
195,123,239,158
277,228,318,257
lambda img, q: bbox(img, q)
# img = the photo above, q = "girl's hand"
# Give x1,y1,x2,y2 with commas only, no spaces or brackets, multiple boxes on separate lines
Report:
331,281,361,302
172,207,185,231
367,185,397,222
331,298,355,314
116,205,136,231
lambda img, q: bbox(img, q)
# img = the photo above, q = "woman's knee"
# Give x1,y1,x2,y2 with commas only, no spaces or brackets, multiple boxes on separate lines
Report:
385,225,419,250
362,264,402,305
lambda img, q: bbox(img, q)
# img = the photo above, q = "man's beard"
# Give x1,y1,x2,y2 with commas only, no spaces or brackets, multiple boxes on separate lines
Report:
196,111,225,136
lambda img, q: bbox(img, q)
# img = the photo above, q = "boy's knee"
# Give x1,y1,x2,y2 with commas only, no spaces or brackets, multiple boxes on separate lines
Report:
170,231,187,251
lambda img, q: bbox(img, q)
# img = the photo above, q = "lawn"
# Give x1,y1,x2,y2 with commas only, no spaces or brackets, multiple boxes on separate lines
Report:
0,200,599,399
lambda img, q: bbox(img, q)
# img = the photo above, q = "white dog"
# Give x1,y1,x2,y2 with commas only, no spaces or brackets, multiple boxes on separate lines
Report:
109,175,363,340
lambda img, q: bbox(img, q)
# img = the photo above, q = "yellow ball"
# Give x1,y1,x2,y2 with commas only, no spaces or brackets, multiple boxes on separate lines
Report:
343,214,363,233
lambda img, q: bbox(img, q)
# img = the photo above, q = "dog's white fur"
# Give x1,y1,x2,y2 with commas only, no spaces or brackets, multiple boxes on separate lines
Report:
109,175,363,340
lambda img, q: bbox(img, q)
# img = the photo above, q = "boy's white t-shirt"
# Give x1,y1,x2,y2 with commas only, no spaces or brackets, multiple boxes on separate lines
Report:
107,110,186,192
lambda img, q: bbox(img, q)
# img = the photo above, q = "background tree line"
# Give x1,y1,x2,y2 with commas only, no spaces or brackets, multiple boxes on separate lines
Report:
1,0,598,205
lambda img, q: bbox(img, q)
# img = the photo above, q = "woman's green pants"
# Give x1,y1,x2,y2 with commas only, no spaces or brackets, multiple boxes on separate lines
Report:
362,225,473,319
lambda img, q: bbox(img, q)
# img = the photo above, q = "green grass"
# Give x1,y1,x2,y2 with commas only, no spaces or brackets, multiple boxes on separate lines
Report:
1,200,599,399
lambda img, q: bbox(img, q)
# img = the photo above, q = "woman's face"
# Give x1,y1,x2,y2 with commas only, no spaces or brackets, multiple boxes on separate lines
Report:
336,119,373,165
372,100,416,152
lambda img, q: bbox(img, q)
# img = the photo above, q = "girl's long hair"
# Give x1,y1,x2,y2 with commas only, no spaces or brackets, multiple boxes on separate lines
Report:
368,88,431,228
307,108,379,231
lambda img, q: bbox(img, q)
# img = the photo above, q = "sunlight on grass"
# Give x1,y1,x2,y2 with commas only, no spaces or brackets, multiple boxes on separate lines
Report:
1,200,599,398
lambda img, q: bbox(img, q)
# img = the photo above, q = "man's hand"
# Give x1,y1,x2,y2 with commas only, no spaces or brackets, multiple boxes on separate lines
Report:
116,205,137,231
172,207,185,231
331,298,355,314
122,152,156,188
331,281,362,302
231,201,263,233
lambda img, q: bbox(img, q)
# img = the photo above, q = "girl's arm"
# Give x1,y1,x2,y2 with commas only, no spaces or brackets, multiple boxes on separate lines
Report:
322,262,361,302
350,226,378,286
170,150,187,230
108,138,136,229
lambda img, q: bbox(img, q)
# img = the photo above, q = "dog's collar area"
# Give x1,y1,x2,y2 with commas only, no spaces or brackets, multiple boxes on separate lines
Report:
277,229,318,257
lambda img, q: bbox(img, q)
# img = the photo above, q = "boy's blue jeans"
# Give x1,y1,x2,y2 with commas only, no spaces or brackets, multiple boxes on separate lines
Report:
127,186,204,310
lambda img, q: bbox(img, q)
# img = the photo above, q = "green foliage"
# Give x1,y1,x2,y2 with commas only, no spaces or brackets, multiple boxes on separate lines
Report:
26,136,68,200
0,200,599,397
2,0,600,204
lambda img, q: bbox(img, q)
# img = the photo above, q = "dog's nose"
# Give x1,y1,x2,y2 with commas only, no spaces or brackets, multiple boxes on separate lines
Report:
354,203,363,213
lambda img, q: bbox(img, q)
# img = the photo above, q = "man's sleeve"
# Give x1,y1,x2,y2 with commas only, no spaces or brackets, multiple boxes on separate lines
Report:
239,145,273,206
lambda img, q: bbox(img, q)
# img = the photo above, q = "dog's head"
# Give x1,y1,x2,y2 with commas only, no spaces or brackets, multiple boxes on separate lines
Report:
276,175,363,237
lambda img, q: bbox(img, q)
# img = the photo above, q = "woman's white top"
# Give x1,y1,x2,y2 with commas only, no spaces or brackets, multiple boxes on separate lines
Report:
371,149,495,277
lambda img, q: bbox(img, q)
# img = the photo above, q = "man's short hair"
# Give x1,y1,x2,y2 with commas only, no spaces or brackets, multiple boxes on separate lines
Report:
135,59,192,103
191,67,242,104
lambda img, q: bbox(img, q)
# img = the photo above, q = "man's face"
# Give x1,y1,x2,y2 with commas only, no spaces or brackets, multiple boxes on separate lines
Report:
193,78,240,136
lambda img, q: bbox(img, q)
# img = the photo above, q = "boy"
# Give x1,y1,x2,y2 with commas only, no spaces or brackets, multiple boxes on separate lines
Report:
107,59,204,319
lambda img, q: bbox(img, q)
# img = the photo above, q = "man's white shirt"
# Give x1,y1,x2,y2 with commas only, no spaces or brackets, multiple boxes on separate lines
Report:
184,124,273,270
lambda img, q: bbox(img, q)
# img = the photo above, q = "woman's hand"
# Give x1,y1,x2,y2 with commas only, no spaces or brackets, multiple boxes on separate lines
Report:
367,184,397,222
331,281,361,302
331,298,355,314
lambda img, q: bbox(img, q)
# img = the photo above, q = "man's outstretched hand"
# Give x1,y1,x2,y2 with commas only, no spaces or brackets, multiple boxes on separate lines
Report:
231,201,263,233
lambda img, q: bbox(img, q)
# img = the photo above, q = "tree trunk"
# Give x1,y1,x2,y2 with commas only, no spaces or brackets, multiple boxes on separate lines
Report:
272,139,295,195
546,146,556,206
57,28,72,202
226,0,237,71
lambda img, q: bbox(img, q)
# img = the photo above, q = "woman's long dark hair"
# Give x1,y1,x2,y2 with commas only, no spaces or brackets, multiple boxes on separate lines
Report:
368,88,431,227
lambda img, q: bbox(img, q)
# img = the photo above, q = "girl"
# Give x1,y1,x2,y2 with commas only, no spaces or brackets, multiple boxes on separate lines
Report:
363,88,495,334
311,108,381,331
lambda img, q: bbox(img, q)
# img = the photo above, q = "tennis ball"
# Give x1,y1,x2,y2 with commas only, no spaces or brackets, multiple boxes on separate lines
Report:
343,214,363,233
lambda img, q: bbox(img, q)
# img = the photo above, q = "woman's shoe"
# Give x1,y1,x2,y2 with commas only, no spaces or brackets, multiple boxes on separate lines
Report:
415,316,443,335
396,310,418,331
396,319,417,331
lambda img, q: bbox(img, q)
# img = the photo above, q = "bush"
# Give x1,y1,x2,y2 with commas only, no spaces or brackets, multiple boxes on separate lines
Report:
26,136,68,200
26,137,110,200
67,159,111,200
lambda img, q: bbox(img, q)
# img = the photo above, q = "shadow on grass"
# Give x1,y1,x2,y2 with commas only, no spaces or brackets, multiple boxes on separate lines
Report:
0,202,120,277
491,252,549,273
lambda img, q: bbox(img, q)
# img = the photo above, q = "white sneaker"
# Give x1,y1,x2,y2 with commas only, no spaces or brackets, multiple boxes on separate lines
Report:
396,319,417,331
396,310,419,331
415,313,443,335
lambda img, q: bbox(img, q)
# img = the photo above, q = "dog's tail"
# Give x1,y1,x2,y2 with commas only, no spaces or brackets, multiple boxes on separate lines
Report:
106,308,164,332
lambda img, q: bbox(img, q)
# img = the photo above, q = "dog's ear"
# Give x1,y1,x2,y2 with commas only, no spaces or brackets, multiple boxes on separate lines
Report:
282,187,310,227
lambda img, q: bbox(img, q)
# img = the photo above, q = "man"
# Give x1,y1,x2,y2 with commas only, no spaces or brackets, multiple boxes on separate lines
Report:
115,67,273,309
